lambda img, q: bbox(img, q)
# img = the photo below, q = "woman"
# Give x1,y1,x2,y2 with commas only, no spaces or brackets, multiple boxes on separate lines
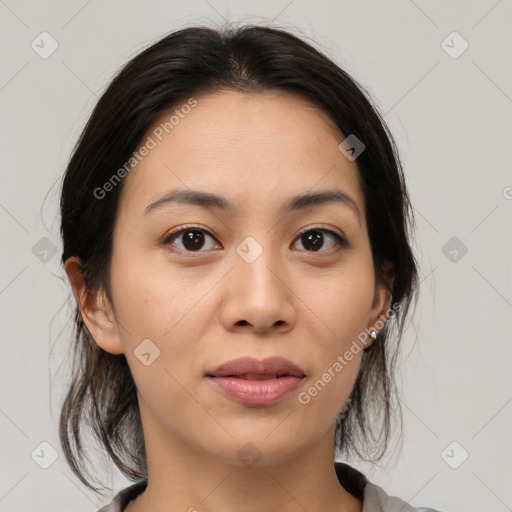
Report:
59,24,441,512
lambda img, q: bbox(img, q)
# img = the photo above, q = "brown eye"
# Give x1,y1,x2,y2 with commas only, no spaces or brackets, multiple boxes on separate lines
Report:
164,227,220,252
293,228,347,253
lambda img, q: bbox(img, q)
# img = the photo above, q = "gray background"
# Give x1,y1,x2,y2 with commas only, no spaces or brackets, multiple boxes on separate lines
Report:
0,1,511,511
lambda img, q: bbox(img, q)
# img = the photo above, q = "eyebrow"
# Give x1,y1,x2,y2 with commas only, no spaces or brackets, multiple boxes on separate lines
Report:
143,188,361,222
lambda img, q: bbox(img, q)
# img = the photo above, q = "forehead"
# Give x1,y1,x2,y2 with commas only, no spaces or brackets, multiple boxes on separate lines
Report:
118,90,364,220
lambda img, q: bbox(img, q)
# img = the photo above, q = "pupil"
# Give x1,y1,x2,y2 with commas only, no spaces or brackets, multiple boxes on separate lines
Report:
183,229,204,250
303,231,323,251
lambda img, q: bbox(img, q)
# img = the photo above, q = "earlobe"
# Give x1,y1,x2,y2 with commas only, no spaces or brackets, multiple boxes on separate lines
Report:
64,256,124,355
367,261,395,346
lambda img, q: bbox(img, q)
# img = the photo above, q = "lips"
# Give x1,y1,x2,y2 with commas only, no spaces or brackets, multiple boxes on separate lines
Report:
206,357,306,407
207,356,306,379
236,374,283,380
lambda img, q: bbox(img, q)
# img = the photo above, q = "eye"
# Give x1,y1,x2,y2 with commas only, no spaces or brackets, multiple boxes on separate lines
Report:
163,225,347,254
292,227,347,253
163,225,221,253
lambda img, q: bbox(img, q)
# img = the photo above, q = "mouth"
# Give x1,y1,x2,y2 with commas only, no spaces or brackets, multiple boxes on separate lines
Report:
206,356,306,379
214,373,293,380
206,356,306,407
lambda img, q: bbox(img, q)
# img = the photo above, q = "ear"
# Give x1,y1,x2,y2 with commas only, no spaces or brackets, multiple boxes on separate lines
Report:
366,261,395,346
64,256,124,355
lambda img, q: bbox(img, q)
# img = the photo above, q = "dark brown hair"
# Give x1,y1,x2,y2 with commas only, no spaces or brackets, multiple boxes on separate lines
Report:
59,23,418,493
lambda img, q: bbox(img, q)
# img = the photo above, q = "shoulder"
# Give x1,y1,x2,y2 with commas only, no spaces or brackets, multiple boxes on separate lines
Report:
363,480,443,512
96,480,147,512
97,468,444,512
334,462,442,512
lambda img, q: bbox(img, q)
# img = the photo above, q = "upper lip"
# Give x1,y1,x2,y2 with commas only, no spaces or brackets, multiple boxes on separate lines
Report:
207,356,306,378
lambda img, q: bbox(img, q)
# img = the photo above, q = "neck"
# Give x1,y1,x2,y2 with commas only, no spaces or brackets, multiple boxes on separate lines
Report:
125,417,361,512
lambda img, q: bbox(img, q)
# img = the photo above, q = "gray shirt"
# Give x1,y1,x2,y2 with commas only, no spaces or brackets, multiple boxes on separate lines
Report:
96,462,441,512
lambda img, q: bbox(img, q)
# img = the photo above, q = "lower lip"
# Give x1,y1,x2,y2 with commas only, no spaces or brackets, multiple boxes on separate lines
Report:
207,376,303,407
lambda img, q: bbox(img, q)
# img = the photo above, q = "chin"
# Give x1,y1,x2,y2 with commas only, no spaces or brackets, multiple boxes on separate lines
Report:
197,427,315,469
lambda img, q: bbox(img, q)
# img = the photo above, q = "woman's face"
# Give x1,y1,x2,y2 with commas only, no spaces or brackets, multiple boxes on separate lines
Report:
85,90,390,466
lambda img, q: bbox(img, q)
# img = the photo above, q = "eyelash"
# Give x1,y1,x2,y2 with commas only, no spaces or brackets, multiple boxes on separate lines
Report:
162,224,348,255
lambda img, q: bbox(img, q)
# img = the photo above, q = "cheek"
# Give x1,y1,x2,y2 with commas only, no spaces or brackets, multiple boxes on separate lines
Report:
296,347,362,437
110,250,210,340
295,257,374,404
300,258,376,342
109,252,214,381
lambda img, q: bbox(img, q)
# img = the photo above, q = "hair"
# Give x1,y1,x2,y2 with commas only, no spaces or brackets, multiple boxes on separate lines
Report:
59,22,419,493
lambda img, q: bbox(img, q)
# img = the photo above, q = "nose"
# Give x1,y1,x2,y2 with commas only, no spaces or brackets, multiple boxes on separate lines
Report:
220,244,296,334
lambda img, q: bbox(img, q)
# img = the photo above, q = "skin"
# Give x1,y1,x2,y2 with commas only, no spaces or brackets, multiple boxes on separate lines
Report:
66,90,394,512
